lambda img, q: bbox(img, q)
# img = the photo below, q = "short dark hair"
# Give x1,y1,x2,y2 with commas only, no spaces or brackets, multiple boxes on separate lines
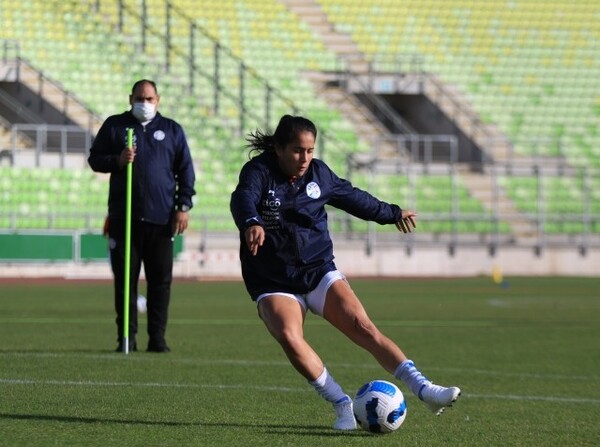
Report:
131,79,158,95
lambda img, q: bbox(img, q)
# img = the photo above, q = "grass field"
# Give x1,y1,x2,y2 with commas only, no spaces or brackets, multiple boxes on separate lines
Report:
1,276,599,446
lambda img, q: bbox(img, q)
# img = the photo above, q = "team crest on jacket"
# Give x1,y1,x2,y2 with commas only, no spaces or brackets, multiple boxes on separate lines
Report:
306,182,321,199
153,130,166,141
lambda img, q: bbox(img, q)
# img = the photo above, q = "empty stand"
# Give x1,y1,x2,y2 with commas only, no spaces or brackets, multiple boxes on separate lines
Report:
317,0,600,168
0,0,598,241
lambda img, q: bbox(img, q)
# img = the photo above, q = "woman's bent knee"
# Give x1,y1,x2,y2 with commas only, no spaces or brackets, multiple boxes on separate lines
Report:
274,327,305,348
352,315,382,343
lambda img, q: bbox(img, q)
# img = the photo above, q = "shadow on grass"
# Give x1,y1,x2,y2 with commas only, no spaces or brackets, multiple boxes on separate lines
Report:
0,413,372,437
0,349,172,355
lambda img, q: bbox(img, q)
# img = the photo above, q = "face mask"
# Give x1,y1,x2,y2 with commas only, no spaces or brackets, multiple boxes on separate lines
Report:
131,102,156,122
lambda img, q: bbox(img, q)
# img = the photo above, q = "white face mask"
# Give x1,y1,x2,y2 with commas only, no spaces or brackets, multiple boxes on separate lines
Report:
131,102,156,122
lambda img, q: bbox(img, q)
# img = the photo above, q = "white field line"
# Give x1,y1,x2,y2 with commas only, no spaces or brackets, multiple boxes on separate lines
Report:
1,352,598,382
1,377,599,405
0,317,497,327
466,393,600,404
0,378,303,393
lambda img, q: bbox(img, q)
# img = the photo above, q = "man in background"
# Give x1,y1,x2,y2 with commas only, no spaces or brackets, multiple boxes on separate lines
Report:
89,79,196,353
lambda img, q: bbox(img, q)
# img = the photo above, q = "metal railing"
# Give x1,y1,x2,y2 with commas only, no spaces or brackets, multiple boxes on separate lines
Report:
92,1,294,129
1,161,598,256
7,124,93,167
1,39,101,163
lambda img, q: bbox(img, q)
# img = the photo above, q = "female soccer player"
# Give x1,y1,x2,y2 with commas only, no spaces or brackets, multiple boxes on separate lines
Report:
230,115,460,430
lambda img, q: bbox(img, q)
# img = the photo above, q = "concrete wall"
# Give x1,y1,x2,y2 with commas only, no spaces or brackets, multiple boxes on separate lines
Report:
1,233,597,279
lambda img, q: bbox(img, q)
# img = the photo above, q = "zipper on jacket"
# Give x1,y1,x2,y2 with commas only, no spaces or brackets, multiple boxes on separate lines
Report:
289,181,302,265
138,124,148,221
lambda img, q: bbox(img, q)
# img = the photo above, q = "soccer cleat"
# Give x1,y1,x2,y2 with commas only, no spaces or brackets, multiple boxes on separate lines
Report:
333,397,358,430
419,384,461,416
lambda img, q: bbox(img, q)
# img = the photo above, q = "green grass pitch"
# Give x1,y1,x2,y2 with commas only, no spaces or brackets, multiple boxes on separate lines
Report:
1,276,599,446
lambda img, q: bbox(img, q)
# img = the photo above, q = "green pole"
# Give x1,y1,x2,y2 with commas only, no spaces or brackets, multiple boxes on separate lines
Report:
123,128,133,354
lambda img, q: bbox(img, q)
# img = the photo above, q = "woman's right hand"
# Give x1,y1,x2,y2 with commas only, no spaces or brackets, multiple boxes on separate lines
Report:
245,225,265,256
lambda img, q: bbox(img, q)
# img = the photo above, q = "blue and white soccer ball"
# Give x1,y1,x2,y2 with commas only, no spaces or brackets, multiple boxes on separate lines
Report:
353,380,407,434
137,295,147,314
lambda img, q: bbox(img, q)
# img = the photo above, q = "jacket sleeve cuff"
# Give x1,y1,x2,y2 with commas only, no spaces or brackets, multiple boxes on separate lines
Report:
242,216,263,230
176,201,193,212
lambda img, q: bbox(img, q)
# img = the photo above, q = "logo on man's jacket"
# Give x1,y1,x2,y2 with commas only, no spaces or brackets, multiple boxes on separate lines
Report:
306,182,321,199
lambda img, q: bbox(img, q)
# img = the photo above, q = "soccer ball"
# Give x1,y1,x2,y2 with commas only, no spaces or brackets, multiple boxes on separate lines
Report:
353,380,407,434
137,295,147,314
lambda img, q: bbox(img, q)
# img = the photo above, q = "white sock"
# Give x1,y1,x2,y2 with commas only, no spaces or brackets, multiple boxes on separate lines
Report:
309,367,350,405
394,359,431,400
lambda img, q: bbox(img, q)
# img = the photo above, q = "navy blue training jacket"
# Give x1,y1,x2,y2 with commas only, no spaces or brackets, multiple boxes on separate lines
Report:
230,151,402,300
88,111,196,226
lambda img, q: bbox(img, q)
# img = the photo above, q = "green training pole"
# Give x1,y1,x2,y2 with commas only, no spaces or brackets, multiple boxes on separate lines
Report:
123,128,133,354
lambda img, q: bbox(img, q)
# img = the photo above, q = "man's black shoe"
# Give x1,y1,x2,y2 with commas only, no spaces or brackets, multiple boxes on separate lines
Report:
147,342,171,353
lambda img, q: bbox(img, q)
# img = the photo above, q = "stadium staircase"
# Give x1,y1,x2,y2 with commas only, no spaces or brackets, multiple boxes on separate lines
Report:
313,0,600,168
309,0,600,243
279,0,532,239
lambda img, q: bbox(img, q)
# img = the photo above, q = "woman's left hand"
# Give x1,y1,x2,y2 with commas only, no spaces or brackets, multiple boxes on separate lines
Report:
395,210,417,233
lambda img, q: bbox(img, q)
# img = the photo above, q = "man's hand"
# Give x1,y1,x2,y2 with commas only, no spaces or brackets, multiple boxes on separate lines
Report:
118,147,135,169
172,211,189,235
395,210,417,233
244,225,265,256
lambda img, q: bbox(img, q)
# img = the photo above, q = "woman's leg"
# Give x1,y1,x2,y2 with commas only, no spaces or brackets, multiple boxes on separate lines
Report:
258,294,357,429
322,279,461,415
322,279,406,373
258,294,322,380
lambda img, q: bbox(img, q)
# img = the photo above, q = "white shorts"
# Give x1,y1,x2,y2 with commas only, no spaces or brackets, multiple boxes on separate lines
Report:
256,270,346,317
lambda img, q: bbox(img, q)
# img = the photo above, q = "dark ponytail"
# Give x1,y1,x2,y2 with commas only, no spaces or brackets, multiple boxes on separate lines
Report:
245,115,317,157
245,128,276,157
